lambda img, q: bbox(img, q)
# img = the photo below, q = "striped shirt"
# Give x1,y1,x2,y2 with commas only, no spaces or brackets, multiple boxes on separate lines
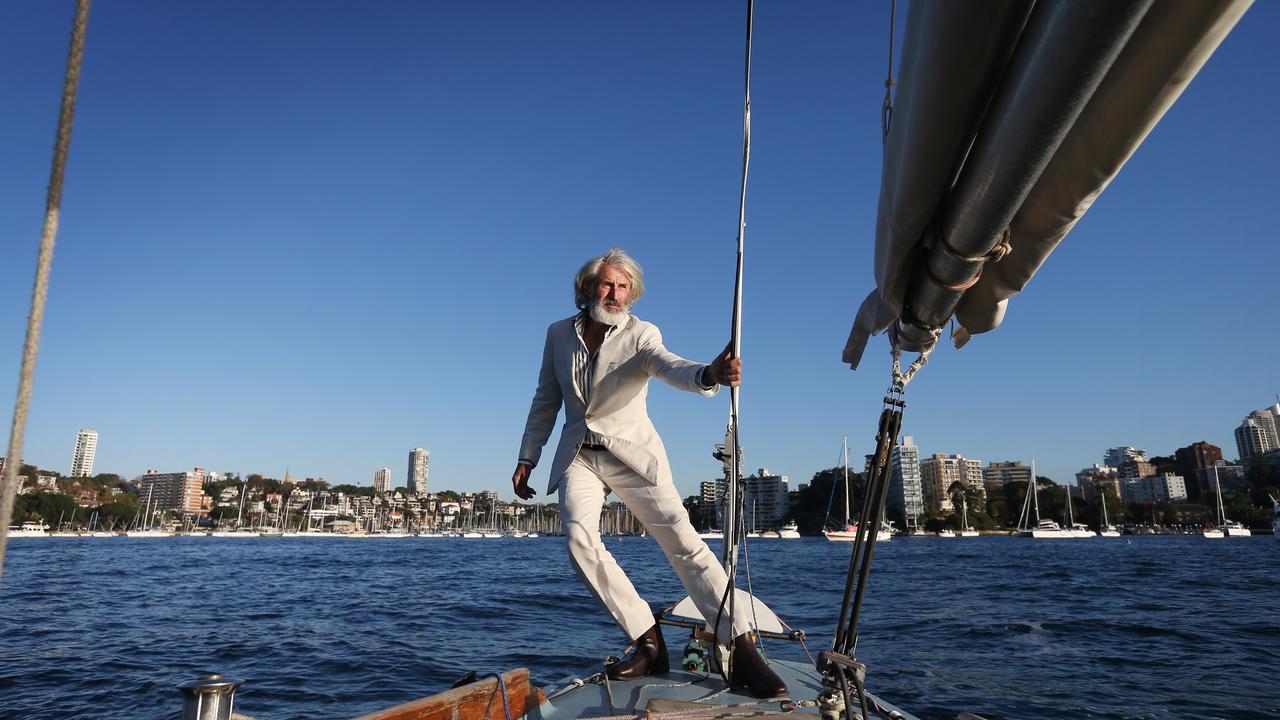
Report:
574,312,620,446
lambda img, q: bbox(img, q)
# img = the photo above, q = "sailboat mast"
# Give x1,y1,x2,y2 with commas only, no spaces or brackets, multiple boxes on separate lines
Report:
1031,459,1041,524
842,436,851,526
1066,482,1075,527
1214,464,1226,525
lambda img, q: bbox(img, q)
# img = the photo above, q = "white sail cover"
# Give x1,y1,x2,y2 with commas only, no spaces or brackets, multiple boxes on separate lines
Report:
843,0,1252,369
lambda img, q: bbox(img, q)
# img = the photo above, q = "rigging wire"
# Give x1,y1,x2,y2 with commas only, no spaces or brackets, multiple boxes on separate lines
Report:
712,0,754,678
0,0,92,580
881,0,898,141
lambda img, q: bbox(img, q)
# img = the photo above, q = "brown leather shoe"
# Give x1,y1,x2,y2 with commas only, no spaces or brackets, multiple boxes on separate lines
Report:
606,622,669,680
729,634,788,698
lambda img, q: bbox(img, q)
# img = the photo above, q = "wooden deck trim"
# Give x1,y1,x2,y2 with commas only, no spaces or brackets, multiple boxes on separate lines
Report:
354,668,546,720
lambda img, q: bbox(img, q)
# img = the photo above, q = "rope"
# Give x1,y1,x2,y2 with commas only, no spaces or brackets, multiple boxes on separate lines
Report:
483,673,514,720
0,0,92,580
881,0,897,142
889,341,932,391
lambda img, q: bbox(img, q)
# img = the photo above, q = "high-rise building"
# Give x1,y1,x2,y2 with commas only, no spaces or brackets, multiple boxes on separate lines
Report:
373,467,391,495
1120,472,1188,504
70,428,98,478
697,479,722,529
1075,465,1119,502
407,448,430,495
982,461,1032,492
138,467,205,514
742,468,790,531
889,436,924,531
1174,441,1222,502
1104,447,1147,469
1201,461,1248,494
1245,404,1280,448
919,453,983,513
1117,459,1156,482
1235,418,1274,461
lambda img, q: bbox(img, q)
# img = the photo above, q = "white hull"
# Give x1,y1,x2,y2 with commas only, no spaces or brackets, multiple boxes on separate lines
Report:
1023,528,1078,539
957,530,980,537
1222,525,1252,537
827,529,892,542
778,530,800,539
1098,530,1121,537
8,523,49,537
937,530,955,538
125,530,170,538
1202,529,1224,539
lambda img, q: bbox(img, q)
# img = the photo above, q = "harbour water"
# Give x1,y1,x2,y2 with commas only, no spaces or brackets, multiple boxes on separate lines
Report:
0,535,1275,720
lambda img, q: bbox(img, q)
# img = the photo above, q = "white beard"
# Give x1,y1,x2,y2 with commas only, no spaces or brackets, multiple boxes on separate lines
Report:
589,300,630,326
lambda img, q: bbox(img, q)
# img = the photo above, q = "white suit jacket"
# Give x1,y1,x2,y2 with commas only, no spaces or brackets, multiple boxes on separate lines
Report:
518,313,718,493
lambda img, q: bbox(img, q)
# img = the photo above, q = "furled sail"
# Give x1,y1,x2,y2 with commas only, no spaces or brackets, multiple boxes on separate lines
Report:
843,0,1252,369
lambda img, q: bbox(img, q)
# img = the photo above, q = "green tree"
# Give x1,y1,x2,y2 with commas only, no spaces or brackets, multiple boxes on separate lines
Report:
15,491,77,524
95,498,141,529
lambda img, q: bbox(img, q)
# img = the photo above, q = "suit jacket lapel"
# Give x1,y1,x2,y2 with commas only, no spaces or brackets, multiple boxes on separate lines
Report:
586,315,635,412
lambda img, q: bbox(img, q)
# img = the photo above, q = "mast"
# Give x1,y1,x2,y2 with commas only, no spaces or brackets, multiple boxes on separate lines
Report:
1031,459,1041,524
235,483,246,529
1066,481,1076,528
719,0,754,575
1214,464,1227,526
842,436,851,527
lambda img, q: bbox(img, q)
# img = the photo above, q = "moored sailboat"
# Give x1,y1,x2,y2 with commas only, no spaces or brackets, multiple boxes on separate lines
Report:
1211,464,1252,537
1098,493,1121,537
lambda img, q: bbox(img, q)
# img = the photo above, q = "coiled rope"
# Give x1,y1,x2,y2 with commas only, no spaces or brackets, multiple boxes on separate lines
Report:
0,0,92,580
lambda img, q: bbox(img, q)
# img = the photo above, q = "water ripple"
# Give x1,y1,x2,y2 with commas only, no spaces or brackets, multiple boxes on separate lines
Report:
1,535,1277,719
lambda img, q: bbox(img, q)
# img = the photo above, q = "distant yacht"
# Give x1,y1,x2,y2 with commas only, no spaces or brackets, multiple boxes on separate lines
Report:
7,522,49,538
1097,493,1121,537
957,497,980,537
1017,460,1077,539
824,437,893,543
1210,464,1251,537
778,521,800,539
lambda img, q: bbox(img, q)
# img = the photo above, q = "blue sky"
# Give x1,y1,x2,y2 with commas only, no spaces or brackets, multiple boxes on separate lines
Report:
2,2,1276,498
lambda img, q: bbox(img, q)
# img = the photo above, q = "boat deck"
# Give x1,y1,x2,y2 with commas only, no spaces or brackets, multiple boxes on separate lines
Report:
535,659,917,720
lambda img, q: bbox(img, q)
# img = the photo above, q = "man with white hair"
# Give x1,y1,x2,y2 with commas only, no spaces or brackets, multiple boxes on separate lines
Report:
512,247,786,698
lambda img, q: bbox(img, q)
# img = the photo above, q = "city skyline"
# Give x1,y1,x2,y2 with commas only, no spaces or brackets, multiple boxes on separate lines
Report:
2,3,1277,500
15,401,1275,500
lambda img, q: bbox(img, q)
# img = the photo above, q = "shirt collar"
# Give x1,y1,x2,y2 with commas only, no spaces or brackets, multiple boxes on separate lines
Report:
574,310,626,339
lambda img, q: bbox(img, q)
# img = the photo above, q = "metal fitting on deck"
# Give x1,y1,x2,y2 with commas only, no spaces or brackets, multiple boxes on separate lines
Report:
178,673,243,720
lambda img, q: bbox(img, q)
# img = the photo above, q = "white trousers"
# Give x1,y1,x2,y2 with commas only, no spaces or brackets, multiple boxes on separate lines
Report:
559,447,750,643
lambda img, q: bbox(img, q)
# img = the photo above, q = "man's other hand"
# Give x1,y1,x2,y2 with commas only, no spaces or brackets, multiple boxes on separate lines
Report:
511,463,536,500
704,341,742,388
